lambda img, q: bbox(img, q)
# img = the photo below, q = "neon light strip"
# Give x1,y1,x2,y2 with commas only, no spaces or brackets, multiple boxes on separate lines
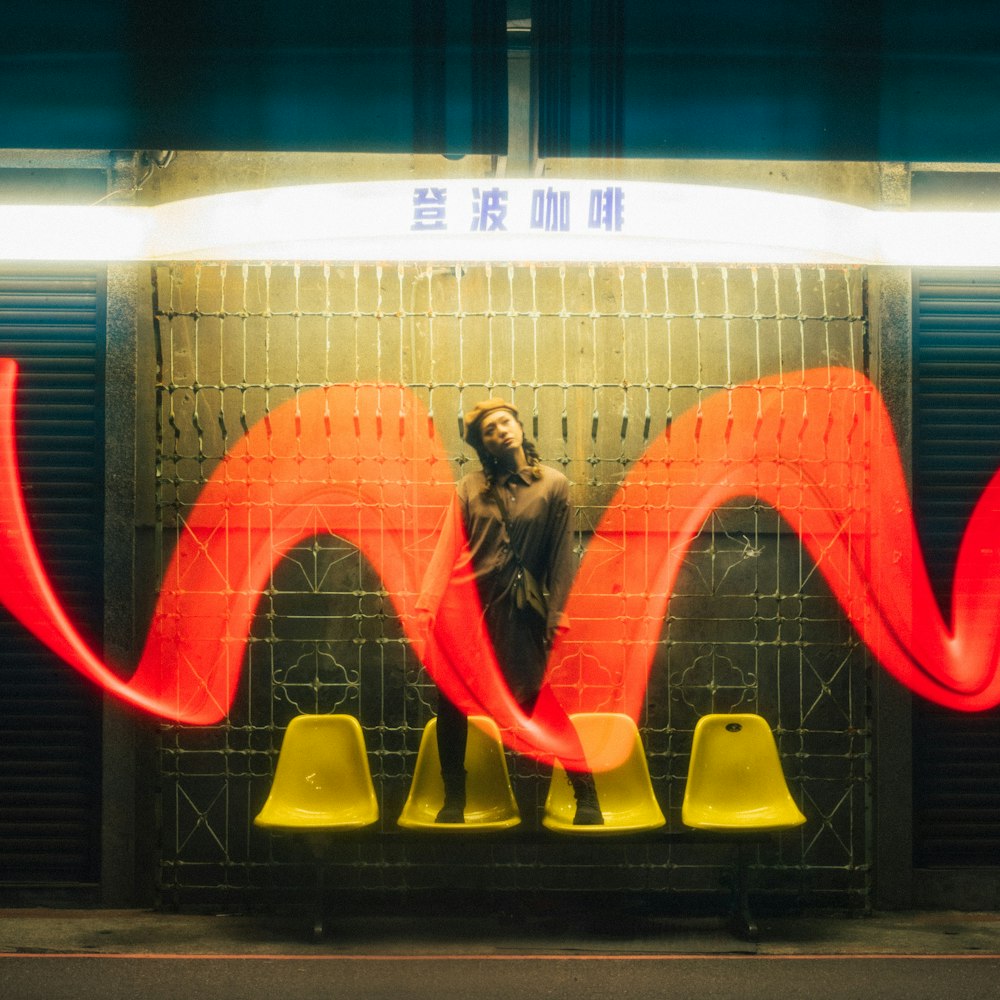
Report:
2,359,999,767
2,180,1000,264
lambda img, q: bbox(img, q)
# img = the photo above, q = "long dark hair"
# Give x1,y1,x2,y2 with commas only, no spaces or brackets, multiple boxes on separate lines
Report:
473,416,544,494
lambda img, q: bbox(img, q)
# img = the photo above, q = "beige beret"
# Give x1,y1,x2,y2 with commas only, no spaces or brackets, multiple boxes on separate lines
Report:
463,397,518,445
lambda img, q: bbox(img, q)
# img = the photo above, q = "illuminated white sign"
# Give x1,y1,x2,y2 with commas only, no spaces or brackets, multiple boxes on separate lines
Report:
0,178,999,265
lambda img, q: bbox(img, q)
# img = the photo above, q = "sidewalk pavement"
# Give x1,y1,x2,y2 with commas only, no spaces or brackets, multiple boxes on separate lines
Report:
1,908,999,957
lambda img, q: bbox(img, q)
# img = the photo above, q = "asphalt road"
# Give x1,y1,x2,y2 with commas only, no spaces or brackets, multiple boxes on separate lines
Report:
4,953,1000,1000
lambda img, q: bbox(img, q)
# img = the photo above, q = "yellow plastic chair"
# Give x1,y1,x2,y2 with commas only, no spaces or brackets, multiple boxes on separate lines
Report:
681,713,806,832
542,713,666,836
398,716,521,831
254,714,379,833
681,713,805,941
254,714,379,938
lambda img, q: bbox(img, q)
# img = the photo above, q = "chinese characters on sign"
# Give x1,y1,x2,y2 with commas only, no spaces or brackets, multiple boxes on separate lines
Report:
531,187,570,231
411,185,625,233
411,187,447,230
471,187,508,231
588,185,625,232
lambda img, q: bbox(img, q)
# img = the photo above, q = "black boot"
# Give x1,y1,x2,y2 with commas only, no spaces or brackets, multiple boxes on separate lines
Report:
569,771,604,826
436,768,467,823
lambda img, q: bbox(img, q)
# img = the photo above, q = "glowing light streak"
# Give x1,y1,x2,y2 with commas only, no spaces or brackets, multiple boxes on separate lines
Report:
1,359,999,771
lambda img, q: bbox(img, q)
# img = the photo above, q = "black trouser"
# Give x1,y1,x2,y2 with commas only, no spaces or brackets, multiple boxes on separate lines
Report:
436,680,540,777
437,590,547,777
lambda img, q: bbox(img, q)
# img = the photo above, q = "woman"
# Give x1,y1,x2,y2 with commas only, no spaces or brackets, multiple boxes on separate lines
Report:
417,398,602,825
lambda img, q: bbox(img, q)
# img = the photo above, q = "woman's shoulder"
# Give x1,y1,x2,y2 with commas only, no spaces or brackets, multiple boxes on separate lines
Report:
535,462,570,492
456,467,488,496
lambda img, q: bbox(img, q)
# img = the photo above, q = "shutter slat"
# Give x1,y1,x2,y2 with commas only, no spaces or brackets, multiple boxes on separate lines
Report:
913,267,1000,869
0,264,104,886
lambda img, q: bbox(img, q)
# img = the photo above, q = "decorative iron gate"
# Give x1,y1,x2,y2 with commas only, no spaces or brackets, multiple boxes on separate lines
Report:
151,263,871,909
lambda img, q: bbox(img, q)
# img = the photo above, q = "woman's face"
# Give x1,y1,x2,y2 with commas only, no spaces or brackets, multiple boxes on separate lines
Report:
478,409,524,459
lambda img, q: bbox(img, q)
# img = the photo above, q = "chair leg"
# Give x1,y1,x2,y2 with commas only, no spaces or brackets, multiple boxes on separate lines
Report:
312,856,326,940
305,835,332,940
726,841,759,942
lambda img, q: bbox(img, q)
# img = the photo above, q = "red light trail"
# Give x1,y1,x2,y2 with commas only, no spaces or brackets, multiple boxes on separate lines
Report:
1,359,997,768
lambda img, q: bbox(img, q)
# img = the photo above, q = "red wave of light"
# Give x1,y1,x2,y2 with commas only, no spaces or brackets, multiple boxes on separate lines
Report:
1,358,998,771
550,366,1000,733
0,359,587,763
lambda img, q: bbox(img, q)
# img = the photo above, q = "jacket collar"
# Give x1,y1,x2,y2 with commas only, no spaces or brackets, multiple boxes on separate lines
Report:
497,465,534,488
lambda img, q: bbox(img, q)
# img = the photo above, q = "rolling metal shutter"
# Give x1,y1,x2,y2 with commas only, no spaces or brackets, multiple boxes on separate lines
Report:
912,268,1000,867
0,265,105,887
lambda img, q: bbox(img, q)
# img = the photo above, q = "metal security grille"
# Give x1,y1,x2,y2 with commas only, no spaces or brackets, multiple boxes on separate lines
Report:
0,265,105,888
151,263,871,909
912,268,1000,867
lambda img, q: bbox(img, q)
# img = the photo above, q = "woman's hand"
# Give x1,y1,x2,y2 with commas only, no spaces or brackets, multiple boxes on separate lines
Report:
411,610,436,658
545,623,568,649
